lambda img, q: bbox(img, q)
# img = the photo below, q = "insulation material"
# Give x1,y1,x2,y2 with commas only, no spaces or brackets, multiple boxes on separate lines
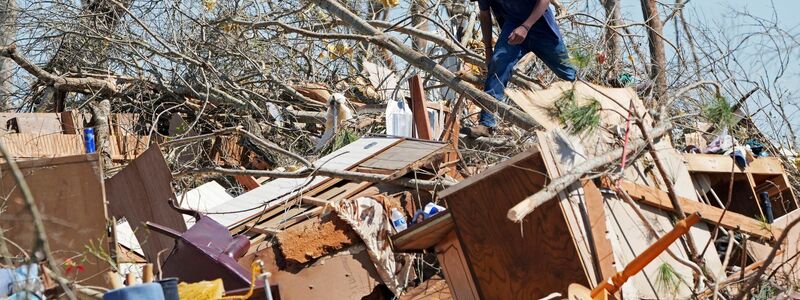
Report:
334,197,413,295
176,181,233,227
276,214,361,265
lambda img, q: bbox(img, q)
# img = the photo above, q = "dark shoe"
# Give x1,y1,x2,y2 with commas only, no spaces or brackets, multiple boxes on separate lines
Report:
460,125,494,138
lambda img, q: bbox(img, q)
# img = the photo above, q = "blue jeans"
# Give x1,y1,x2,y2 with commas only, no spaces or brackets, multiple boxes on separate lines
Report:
479,23,576,127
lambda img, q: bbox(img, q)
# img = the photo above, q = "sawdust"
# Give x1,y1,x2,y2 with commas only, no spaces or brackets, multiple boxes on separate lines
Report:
276,213,362,265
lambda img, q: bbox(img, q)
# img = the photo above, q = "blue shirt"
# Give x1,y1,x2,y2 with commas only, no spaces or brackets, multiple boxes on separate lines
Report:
477,0,563,41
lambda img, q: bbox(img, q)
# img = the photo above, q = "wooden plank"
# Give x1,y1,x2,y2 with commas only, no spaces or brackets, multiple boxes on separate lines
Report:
0,113,64,134
358,140,446,171
60,111,79,134
392,211,453,252
209,137,402,228
235,175,260,191
0,154,111,287
0,133,84,159
105,144,187,262
536,131,598,285
619,180,779,239
684,153,784,174
581,180,617,282
434,231,478,300
409,75,433,140
443,149,590,298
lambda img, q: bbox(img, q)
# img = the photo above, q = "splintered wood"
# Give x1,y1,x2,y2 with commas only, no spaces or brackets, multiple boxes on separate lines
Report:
276,214,362,265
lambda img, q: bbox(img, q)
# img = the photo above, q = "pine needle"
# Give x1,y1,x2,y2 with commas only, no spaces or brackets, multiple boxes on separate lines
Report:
654,262,683,297
701,95,735,129
552,89,601,135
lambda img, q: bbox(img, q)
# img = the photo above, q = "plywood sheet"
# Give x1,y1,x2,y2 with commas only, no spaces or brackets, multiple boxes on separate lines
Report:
0,133,84,158
506,81,648,157
684,153,784,174
207,137,401,227
536,130,604,286
358,139,446,171
0,154,110,286
0,113,64,134
106,144,186,261
442,149,590,298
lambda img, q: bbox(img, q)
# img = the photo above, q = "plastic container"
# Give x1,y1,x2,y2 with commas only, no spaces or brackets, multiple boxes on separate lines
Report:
156,278,179,300
385,99,413,137
83,128,96,153
390,208,407,232
103,283,165,300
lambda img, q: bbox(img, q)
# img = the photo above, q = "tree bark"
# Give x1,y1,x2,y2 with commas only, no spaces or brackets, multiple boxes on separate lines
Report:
89,99,113,172
0,0,16,110
640,0,668,104
307,0,541,130
601,0,621,71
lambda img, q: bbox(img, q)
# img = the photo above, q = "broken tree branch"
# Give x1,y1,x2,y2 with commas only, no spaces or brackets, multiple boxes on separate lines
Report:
0,44,117,95
507,120,672,222
306,0,541,130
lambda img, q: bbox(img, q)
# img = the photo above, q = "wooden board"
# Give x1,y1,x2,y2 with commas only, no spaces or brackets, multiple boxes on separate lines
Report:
392,212,454,252
409,75,433,140
0,113,64,134
105,144,187,262
619,180,779,239
581,180,617,282
442,149,590,298
434,231,478,300
684,153,784,174
536,130,602,286
241,246,383,300
358,139,446,171
0,154,111,286
0,133,84,159
207,137,401,228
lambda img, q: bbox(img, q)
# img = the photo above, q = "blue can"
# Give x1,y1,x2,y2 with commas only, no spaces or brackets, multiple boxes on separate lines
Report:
83,128,96,153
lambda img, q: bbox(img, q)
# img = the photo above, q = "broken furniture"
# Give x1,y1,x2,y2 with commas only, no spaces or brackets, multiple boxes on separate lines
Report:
0,154,112,287
224,136,455,299
146,201,253,291
394,146,593,299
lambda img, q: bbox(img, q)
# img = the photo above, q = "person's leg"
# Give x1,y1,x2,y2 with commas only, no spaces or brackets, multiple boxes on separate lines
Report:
527,37,577,81
479,24,526,128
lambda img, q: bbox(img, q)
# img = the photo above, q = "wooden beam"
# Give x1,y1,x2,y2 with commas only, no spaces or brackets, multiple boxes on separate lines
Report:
582,180,617,283
409,75,433,140
235,175,260,191
619,180,780,240
684,154,784,174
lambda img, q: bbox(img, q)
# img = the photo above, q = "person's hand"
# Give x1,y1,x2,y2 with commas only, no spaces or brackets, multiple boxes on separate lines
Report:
508,25,529,45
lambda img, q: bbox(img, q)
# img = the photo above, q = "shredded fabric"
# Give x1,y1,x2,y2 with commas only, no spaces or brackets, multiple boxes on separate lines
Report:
333,197,413,295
